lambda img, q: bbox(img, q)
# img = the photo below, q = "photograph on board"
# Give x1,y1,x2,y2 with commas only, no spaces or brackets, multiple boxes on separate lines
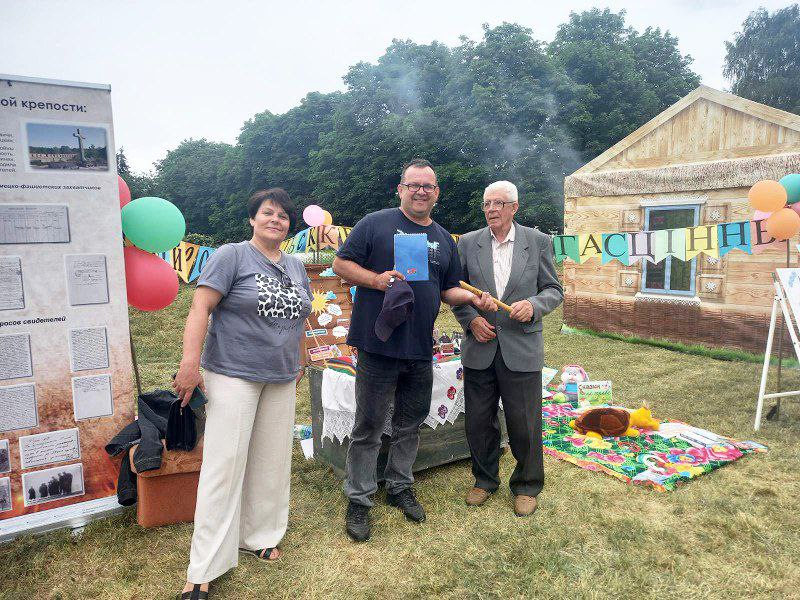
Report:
26,122,109,171
21,463,85,507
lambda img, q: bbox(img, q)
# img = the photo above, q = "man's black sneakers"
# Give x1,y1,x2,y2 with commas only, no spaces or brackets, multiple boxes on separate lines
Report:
387,488,426,522
345,501,371,542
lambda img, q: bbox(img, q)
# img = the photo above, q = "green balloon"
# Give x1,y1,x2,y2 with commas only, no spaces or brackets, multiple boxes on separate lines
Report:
121,197,186,253
780,174,800,205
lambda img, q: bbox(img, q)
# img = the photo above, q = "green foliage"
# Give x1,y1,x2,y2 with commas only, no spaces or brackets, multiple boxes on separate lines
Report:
724,5,800,114
548,8,700,159
122,12,700,241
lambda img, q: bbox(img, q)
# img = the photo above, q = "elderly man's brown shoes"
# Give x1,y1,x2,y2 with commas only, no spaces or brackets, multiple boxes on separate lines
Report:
513,494,537,517
465,487,491,506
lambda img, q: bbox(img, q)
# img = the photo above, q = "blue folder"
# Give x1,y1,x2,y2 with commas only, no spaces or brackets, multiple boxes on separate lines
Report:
394,233,429,282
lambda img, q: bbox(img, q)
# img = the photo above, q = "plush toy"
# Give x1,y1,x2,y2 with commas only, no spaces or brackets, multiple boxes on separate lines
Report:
569,407,636,439
558,365,589,397
569,402,660,439
629,401,660,431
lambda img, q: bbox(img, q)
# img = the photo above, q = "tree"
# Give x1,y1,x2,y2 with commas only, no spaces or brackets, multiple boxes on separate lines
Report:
116,147,130,176
549,8,700,160
724,5,800,114
155,138,233,235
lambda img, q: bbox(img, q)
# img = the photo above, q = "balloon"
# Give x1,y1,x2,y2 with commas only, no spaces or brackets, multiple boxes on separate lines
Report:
748,180,787,212
124,246,179,311
765,208,800,241
303,204,325,227
121,197,186,253
791,204,800,218
118,176,131,209
322,210,333,226
780,174,800,205
753,210,773,221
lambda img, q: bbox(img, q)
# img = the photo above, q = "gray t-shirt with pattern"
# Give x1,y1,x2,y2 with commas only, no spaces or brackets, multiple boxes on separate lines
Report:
198,241,312,383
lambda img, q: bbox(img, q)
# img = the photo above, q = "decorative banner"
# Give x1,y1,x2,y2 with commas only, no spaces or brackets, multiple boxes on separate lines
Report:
553,235,580,264
554,219,791,265
685,225,719,260
578,234,602,264
187,246,216,282
653,229,686,263
601,233,629,265
718,222,751,257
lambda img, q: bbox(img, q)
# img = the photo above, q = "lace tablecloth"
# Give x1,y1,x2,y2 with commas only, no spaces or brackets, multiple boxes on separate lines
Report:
321,358,468,443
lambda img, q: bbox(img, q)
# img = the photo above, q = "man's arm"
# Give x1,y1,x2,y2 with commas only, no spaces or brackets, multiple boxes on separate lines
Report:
527,235,564,322
451,237,480,330
332,257,403,292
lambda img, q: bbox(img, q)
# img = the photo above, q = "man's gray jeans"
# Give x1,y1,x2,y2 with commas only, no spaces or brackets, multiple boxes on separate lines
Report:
344,349,433,507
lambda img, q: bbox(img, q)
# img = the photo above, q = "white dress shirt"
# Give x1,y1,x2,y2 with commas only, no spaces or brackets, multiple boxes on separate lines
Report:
491,223,515,299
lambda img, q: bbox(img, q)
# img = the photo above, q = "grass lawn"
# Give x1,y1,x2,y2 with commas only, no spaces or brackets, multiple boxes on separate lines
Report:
2,284,800,599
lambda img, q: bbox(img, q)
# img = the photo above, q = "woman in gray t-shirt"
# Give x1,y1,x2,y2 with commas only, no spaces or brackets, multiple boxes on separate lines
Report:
173,188,312,600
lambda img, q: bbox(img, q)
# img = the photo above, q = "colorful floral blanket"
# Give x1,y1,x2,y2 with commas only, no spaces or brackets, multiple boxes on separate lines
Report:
541,399,767,491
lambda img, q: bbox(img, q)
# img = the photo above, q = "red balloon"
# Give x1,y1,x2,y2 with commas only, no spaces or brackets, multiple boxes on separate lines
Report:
124,246,179,311
118,176,132,209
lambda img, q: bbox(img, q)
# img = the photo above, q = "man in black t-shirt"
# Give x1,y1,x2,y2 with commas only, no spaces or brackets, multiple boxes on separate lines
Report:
333,158,495,542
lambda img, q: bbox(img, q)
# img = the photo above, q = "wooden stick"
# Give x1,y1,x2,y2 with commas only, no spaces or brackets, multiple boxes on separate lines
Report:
305,317,330,369
458,280,513,312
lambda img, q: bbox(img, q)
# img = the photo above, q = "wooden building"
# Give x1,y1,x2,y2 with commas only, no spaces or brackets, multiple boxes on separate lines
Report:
562,86,800,353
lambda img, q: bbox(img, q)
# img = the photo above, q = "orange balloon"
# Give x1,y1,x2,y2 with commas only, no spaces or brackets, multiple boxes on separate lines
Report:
749,180,787,212
765,208,800,241
322,210,333,226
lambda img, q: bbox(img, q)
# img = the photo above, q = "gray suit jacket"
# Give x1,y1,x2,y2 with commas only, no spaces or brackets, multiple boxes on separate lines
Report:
452,222,564,372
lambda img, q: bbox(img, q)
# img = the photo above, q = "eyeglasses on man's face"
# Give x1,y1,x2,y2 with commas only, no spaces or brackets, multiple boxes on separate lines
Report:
400,183,438,194
482,200,516,210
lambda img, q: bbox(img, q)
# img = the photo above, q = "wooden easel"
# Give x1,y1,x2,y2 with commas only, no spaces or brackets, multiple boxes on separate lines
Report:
754,272,800,430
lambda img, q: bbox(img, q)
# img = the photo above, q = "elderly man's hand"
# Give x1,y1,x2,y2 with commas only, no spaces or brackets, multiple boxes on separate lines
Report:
471,291,498,313
509,300,534,322
469,316,496,342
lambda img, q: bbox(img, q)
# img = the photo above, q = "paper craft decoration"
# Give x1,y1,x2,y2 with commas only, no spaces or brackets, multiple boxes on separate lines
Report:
554,219,786,265
394,233,429,281
308,345,335,361
318,312,333,326
327,304,342,316
577,380,612,407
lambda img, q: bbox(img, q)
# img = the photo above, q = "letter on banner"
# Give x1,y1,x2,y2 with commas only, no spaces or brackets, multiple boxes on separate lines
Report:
601,233,629,265
750,219,786,254
280,236,295,253
188,246,215,282
306,227,319,252
553,235,580,264
718,221,751,257
172,241,198,283
338,226,351,245
685,225,718,260
294,228,309,253
628,231,656,264
317,225,339,250
653,229,686,263
578,234,602,263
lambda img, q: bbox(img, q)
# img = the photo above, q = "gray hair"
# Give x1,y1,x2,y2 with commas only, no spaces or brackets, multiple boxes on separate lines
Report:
483,180,518,203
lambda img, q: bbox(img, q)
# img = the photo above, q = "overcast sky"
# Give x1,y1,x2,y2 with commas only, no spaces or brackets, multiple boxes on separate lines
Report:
2,0,792,172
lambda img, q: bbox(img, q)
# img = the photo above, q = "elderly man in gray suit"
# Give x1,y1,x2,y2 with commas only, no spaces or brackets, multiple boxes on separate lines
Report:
453,181,563,516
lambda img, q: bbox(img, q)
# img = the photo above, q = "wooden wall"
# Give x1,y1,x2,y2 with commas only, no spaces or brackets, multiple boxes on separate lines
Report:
598,98,800,171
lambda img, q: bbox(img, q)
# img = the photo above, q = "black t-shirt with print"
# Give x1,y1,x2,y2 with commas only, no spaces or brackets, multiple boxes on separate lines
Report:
337,208,462,359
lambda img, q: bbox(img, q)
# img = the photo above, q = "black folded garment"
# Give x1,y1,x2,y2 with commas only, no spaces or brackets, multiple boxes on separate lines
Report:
166,398,197,451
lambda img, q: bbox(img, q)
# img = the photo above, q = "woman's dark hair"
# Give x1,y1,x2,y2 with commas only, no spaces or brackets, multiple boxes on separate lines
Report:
247,188,296,229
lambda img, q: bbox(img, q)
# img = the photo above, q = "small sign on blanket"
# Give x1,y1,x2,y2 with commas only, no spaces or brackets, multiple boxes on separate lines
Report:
577,380,612,407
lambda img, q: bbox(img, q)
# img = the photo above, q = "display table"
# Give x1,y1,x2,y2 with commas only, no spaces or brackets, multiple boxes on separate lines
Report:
308,357,508,479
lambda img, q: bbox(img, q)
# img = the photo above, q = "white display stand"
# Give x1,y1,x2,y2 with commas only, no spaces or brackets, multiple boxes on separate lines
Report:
755,271,800,430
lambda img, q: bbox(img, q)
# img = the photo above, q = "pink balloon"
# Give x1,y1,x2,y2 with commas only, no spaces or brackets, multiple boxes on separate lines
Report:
303,204,325,227
791,204,800,217
753,209,773,221
124,246,179,311
118,176,132,209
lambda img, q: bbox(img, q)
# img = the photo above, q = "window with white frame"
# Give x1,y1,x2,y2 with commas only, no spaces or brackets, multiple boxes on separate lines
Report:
641,205,699,295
